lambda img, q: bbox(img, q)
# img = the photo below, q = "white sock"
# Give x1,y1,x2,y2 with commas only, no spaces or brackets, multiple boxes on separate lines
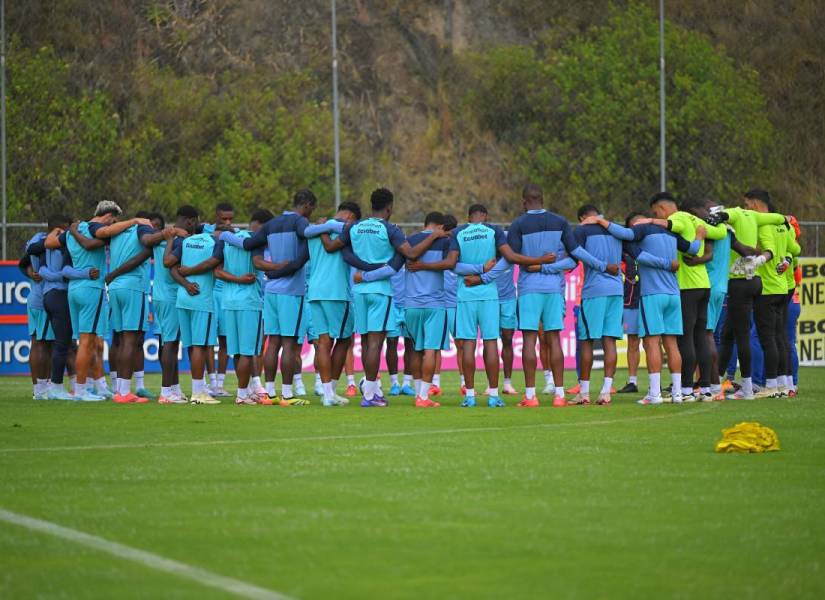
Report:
217,373,225,388
788,379,796,392
413,379,422,395
711,383,722,394
116,378,129,395
432,374,441,386
650,373,661,396
293,374,302,386
135,371,145,390
681,386,692,395
161,386,172,397
742,377,753,396
110,371,117,383
95,377,108,392
36,379,49,394
172,383,182,395
236,386,247,399
69,375,77,390
555,386,565,398
347,374,355,385
72,380,82,395
193,379,205,395
390,374,400,386
700,387,710,394
364,379,376,400
265,381,276,396
525,387,536,399
503,378,512,387
777,375,787,389
460,375,466,386
209,373,217,387
421,381,432,398
315,373,322,386
465,387,475,398
601,377,613,395
672,374,682,394
766,378,777,390
282,384,293,398
580,380,590,395
544,369,553,385
322,381,334,401
488,386,498,397
251,376,262,389
628,375,638,385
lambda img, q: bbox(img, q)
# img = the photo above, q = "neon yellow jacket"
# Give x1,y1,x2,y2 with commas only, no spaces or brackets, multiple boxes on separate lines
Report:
667,211,726,290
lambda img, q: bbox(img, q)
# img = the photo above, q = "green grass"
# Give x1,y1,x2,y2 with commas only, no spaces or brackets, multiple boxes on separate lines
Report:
1,368,824,599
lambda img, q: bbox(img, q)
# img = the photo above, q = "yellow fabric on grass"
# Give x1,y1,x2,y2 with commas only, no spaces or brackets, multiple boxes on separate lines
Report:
715,422,780,453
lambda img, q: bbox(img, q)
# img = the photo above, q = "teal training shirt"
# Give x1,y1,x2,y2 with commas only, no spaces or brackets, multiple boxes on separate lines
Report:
151,241,176,303
341,218,406,296
307,229,350,302
173,233,224,312
449,222,507,302
66,221,106,292
108,224,155,293
220,230,263,311
707,229,732,294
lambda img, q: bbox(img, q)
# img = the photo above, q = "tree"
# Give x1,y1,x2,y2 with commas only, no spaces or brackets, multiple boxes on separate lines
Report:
464,3,775,217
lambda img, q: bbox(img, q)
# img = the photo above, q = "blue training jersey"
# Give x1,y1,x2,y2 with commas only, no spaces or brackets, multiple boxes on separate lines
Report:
341,218,406,297
623,223,696,297
707,229,733,294
306,220,351,302
66,222,107,292
172,233,224,311
220,230,263,311
109,224,156,293
151,240,177,303
404,231,450,308
24,233,47,309
574,223,624,298
449,222,507,302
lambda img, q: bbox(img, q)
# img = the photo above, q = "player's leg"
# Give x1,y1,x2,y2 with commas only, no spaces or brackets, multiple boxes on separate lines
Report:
692,289,712,396
500,328,515,394
539,322,554,393
460,338,477,406
45,289,72,398
545,330,565,403
641,333,662,404
217,336,229,394
385,336,399,393
521,330,538,395
677,289,699,398
625,334,640,392
663,334,682,397
344,344,357,396
402,338,415,394
786,291,800,394
772,295,789,395
754,295,779,394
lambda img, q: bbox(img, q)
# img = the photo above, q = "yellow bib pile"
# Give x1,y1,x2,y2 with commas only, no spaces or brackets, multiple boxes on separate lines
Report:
715,422,780,453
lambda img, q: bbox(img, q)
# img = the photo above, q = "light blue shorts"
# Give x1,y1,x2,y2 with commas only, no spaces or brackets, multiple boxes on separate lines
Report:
153,299,180,344
263,294,306,338
499,298,517,330
577,295,624,340
517,292,565,331
445,307,456,349
639,294,683,337
69,288,107,336
623,307,640,337
27,306,55,341
309,300,353,339
456,299,499,341
707,289,726,331
108,288,146,333
178,308,217,348
213,293,226,337
386,301,406,339
223,309,264,356
353,293,393,335
405,307,449,351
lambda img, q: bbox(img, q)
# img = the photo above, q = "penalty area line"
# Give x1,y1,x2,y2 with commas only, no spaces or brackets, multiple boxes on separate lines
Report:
0,404,719,454
0,508,293,600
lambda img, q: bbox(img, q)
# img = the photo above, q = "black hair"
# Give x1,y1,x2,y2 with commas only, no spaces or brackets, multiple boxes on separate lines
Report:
624,211,645,228
468,204,488,217
648,191,676,207
215,202,234,213
443,214,458,231
293,189,318,209
134,210,151,219
678,198,705,214
176,205,200,219
744,188,773,210
370,188,394,212
577,204,600,219
147,212,165,228
249,208,274,224
424,211,445,227
337,201,361,221
522,183,543,199
47,214,71,230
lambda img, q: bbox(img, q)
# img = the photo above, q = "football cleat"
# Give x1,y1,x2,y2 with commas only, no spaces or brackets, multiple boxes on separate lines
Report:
345,384,358,397
617,382,638,394
47,388,74,401
191,392,220,405
460,397,476,408
135,388,157,400
399,384,416,396
566,383,581,395
280,397,310,406
389,383,401,396
429,385,443,397
415,397,440,408
568,393,591,406
596,393,612,406
518,396,540,408
637,395,663,405
552,396,567,408
487,396,506,408
501,383,519,395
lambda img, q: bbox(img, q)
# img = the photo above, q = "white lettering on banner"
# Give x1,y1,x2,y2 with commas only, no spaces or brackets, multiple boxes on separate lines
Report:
0,281,30,305
1,339,31,364
144,338,160,362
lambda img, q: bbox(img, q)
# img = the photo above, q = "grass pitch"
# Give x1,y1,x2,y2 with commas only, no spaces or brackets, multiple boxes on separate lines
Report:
1,368,824,599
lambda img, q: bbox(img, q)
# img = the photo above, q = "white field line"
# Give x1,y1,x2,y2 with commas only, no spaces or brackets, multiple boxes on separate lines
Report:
0,404,718,454
0,508,293,600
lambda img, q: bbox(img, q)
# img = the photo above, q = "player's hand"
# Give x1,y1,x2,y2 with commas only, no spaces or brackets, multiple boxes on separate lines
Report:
695,225,707,240
178,266,192,277
540,252,556,264
483,258,497,272
215,223,234,232
104,272,114,284
407,260,422,272
185,282,200,296
670,260,680,272
464,274,482,287
682,255,700,267
353,271,364,284
89,268,100,280
240,273,257,284
605,263,620,275
162,226,175,240
527,264,541,272
315,217,328,224
133,218,153,227
433,228,450,239
580,216,602,226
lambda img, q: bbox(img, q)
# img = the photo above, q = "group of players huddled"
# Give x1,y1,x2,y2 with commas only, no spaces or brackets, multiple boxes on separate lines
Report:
20,183,802,408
